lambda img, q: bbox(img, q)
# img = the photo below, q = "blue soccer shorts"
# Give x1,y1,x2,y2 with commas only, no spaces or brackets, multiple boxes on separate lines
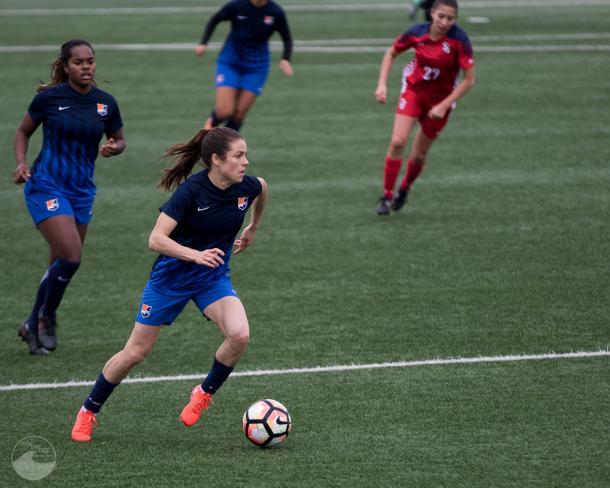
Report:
215,61,270,96
24,183,95,226
135,276,239,326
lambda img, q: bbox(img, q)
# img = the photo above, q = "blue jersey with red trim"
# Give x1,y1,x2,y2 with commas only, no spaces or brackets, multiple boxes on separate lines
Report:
393,22,474,105
149,170,262,295
27,82,122,199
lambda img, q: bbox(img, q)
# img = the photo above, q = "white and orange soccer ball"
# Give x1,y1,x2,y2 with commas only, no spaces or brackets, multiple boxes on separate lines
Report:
242,399,292,447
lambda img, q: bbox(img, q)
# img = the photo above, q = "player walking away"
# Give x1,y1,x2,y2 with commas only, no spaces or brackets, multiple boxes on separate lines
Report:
71,127,268,442
408,0,435,21
195,0,293,132
375,0,475,215
14,39,125,354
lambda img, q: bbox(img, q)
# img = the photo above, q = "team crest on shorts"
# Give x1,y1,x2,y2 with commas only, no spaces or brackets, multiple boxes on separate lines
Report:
46,198,59,211
140,303,152,318
97,103,108,116
442,41,451,54
264,16,275,25
237,196,248,210
216,74,225,83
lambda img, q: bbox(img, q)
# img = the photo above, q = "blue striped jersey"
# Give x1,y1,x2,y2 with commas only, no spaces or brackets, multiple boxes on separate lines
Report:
27,82,123,198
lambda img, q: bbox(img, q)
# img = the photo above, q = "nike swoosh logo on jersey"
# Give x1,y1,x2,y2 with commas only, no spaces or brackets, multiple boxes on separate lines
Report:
58,106,70,111
237,15,247,20
57,276,70,282
198,206,211,212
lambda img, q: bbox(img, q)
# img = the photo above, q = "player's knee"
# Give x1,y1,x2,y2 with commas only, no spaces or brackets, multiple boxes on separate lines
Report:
122,345,151,367
389,137,407,154
228,326,250,350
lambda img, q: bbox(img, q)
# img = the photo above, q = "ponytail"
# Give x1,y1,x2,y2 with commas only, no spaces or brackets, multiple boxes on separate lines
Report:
158,127,243,192
38,39,95,92
158,129,209,192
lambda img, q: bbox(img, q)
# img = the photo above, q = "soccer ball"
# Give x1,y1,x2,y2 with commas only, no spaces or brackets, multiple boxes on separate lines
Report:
242,399,292,447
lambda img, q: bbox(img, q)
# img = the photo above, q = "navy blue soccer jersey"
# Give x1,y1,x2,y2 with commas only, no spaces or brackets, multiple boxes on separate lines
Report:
149,170,263,295
201,0,292,68
27,82,123,198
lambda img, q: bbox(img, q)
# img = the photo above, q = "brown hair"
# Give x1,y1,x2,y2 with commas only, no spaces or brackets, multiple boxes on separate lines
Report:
432,0,458,11
158,127,243,192
37,39,95,92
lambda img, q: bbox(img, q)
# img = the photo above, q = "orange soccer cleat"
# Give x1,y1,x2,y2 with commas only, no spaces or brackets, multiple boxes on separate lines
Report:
180,385,213,427
71,408,99,442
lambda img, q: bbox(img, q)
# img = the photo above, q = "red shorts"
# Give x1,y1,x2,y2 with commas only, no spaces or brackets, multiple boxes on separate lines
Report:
396,89,452,140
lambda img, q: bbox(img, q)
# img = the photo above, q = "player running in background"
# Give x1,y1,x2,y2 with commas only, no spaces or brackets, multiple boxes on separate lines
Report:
71,127,268,442
14,39,125,354
408,0,434,21
195,0,293,132
375,0,475,215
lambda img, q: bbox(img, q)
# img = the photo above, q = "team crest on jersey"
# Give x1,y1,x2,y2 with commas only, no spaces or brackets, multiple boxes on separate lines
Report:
45,198,59,211
264,15,275,25
237,196,248,210
140,303,152,318
442,41,451,54
97,103,108,116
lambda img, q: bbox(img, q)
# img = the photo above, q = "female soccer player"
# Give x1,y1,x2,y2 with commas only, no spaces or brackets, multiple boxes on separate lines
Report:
14,39,125,354
195,0,293,132
375,0,475,215
71,127,268,442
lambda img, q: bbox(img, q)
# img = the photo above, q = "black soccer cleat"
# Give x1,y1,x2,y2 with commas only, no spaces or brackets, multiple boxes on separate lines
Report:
376,196,392,216
18,321,49,355
37,313,58,351
391,189,409,211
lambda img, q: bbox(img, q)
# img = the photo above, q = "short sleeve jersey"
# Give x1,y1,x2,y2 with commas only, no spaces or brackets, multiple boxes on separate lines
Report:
27,82,123,199
214,0,290,68
149,170,263,295
393,23,474,105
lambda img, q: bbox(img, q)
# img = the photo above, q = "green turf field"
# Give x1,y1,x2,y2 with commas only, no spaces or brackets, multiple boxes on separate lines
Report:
1,1,609,486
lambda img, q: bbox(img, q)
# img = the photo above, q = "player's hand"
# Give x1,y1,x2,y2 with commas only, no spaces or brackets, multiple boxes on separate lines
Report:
428,103,449,120
278,59,293,76
195,44,207,57
193,248,225,268
375,85,387,104
100,138,120,157
13,162,31,184
233,225,257,254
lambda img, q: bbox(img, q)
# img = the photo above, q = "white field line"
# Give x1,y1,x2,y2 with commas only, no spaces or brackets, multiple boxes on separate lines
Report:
1,350,608,392
1,1,610,16
1,42,610,54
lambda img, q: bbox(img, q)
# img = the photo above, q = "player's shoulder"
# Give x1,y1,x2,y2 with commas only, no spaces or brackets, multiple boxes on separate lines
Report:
32,82,66,102
90,85,118,105
239,175,263,194
265,0,286,15
403,22,429,39
447,24,471,44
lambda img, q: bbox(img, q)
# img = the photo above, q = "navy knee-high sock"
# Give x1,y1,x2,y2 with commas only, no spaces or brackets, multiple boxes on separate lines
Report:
210,110,225,128
27,270,49,333
83,373,119,413
201,357,234,394
40,259,80,318
225,119,242,132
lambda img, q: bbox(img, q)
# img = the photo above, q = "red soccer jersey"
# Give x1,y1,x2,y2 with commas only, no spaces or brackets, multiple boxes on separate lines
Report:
393,23,474,105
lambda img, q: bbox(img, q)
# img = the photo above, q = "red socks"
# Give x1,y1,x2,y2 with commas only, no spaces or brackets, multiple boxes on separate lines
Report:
399,159,425,192
383,156,403,198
